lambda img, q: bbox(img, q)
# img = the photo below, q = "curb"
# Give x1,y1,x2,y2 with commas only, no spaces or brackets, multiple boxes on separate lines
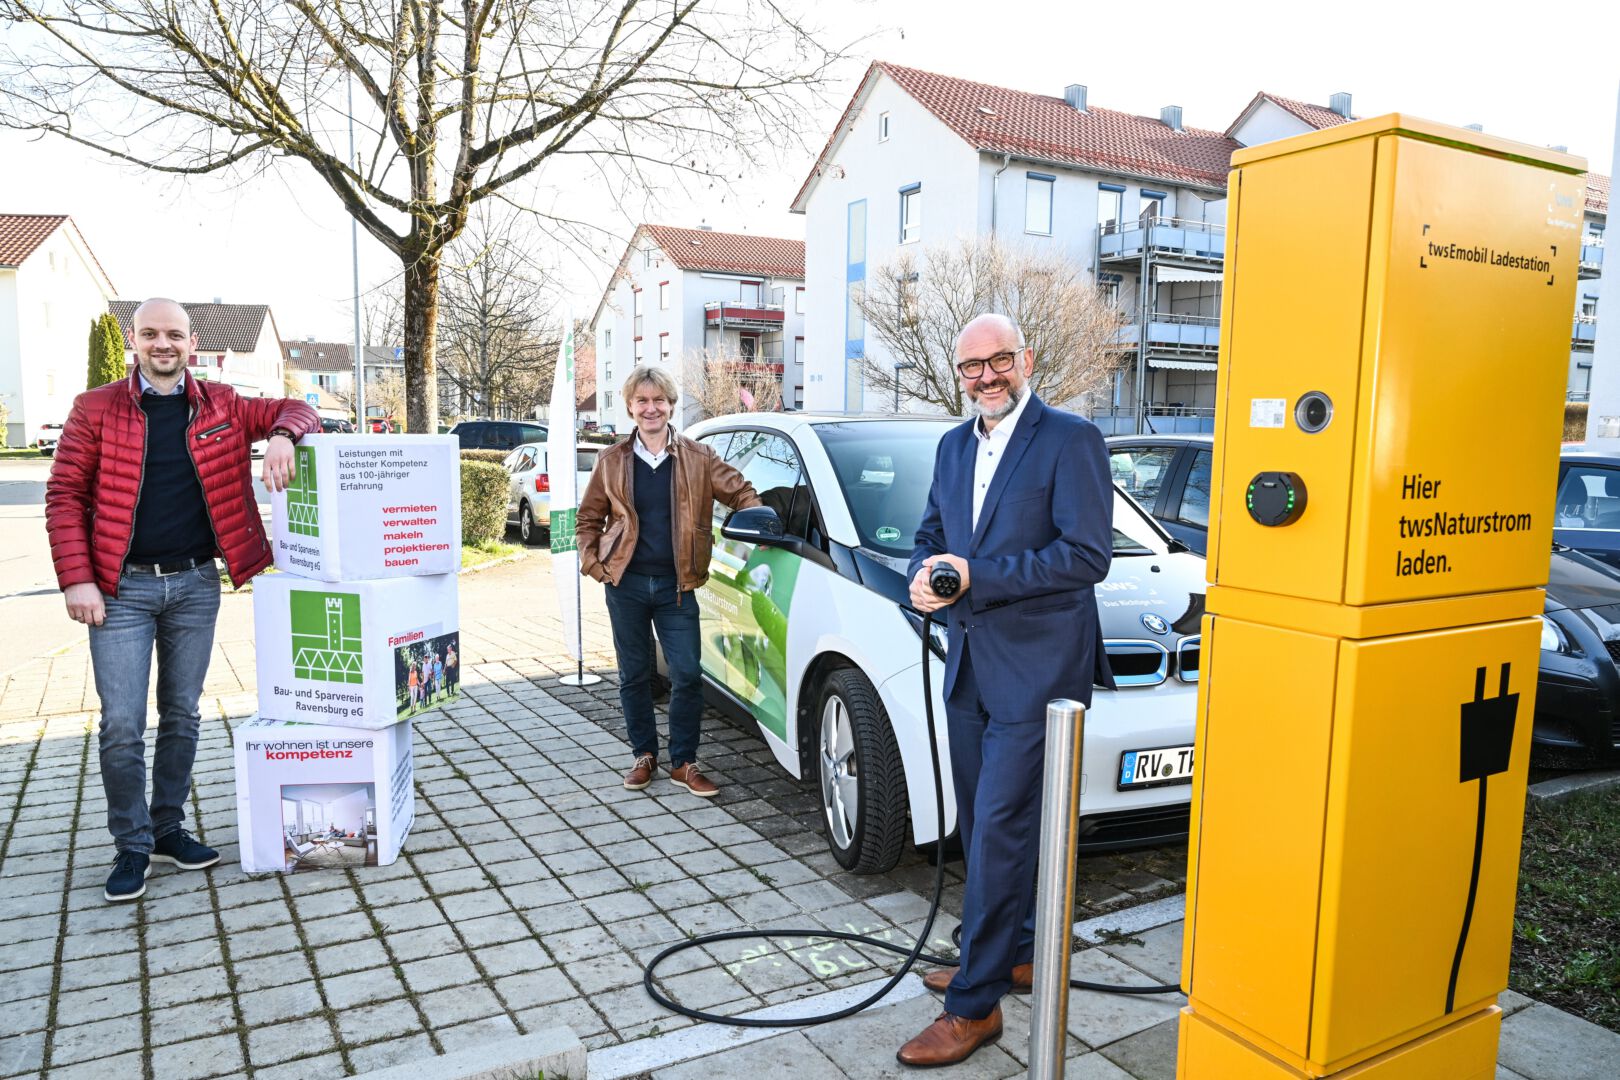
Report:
352,1026,585,1080
1527,769,1620,804
460,548,534,575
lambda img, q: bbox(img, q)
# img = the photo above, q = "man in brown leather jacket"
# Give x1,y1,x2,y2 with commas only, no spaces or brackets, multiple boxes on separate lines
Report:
576,364,760,796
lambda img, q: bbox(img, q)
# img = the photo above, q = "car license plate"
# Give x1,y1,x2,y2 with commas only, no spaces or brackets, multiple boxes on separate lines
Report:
1118,744,1195,790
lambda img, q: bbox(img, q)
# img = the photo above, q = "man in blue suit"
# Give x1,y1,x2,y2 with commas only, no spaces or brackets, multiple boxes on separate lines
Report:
897,313,1115,1067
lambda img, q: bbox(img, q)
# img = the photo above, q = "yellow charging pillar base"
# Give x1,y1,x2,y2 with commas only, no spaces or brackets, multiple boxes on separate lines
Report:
1178,117,1585,1079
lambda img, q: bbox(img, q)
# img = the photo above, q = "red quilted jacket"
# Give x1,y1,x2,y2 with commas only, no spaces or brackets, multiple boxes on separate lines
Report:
45,372,320,597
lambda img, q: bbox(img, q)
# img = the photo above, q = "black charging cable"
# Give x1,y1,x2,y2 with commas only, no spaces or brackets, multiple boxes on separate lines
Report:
641,577,1178,1030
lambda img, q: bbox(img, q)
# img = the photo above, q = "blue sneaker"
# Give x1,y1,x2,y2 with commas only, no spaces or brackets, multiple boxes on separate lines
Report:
105,851,150,903
151,830,220,871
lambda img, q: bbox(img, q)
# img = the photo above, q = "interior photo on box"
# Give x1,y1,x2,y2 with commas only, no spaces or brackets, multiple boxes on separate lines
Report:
394,630,461,720
281,783,379,871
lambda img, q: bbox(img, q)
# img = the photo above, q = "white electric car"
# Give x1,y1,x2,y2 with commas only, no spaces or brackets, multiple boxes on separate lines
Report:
686,413,1205,874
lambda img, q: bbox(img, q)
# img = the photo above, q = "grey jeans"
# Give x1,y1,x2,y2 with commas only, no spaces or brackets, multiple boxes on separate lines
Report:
88,564,221,853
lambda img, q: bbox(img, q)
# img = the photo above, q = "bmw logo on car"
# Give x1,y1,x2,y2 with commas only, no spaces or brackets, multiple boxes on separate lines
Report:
1141,613,1170,635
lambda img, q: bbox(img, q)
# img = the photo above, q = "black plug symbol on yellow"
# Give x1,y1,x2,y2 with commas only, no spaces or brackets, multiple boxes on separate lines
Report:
1448,663,1518,1014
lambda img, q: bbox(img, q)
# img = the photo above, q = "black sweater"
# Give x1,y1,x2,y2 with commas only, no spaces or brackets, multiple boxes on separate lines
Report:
127,393,215,564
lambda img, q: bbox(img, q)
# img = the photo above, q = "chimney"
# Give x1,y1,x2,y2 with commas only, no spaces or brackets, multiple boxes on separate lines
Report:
698,225,714,231
212,296,222,304
1329,92,1352,118
1549,144,1569,153
1064,84,1088,112
1464,123,1484,132
1160,105,1183,132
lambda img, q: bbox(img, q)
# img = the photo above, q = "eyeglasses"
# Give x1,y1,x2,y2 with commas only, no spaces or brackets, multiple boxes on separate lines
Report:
956,351,1019,380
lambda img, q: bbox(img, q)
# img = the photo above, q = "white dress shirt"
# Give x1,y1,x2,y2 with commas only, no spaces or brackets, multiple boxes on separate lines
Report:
971,389,1032,530
632,428,671,470
138,369,187,396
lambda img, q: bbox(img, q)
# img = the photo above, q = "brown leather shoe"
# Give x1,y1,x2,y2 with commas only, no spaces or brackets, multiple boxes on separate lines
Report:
896,1007,1003,1067
668,761,718,798
921,962,1034,995
623,753,657,791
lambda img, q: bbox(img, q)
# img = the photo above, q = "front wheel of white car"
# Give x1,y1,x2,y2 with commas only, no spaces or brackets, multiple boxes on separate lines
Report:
816,668,909,874
518,501,547,546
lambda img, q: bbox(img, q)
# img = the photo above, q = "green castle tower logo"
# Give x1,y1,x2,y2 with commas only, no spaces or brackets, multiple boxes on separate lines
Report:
286,445,320,536
290,591,363,683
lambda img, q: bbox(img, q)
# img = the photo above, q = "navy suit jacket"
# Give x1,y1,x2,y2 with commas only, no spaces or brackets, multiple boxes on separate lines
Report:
909,394,1116,716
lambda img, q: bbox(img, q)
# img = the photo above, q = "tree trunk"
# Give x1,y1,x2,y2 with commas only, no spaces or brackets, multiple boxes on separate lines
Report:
402,252,442,434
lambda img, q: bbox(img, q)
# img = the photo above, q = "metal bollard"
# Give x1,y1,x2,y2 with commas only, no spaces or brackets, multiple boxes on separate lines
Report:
1028,699,1086,1080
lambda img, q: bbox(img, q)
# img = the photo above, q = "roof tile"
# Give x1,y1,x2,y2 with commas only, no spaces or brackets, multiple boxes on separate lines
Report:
110,300,271,354
0,214,68,267
642,225,804,277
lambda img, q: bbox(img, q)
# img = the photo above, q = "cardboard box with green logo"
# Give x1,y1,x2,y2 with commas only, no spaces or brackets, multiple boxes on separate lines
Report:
269,434,462,580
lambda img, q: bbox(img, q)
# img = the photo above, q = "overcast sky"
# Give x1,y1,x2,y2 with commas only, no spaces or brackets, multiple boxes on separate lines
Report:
2,0,1615,342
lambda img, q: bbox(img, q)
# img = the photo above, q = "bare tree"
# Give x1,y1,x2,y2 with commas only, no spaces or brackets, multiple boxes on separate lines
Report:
0,0,844,433
436,211,558,420
680,346,782,421
854,238,1129,416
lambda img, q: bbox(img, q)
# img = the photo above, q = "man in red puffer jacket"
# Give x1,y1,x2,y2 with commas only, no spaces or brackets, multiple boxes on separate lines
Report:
45,297,319,902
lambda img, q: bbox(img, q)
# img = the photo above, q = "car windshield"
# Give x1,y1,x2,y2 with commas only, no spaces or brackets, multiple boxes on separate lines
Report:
817,420,1165,558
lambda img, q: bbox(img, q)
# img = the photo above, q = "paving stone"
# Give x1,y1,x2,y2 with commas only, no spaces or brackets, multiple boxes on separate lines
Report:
492,967,576,1009
237,981,325,1027
146,962,230,1009
1097,1016,1178,1080
437,889,513,921
401,951,482,994
456,911,532,948
335,996,424,1048
1499,1003,1620,1080
502,879,574,911
434,1012,524,1054
149,1032,244,1080
312,937,390,979
370,899,445,932
1059,1053,1135,1079
1098,922,1182,986
320,966,407,1010
292,887,364,921
55,951,140,994
645,879,714,909
229,949,316,991
217,899,292,935
359,877,430,907
0,1031,45,1077
345,1032,433,1074
805,990,1023,1078
152,996,237,1046
251,1050,346,1080
1063,950,1185,1050
245,1014,337,1068
654,966,755,1012
653,1031,845,1080
417,983,507,1029
514,996,610,1039
48,1011,145,1066
421,867,486,897
224,925,285,961
384,922,464,961
43,1048,145,1080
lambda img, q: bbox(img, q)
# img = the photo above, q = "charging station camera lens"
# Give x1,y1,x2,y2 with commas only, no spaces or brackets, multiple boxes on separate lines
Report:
1296,392,1333,433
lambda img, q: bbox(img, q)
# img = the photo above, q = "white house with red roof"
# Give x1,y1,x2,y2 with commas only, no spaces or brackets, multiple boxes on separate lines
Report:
792,64,1609,424
591,224,806,426
0,214,117,446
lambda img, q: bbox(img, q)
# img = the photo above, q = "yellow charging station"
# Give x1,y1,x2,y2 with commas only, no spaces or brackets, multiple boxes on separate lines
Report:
1177,117,1585,1079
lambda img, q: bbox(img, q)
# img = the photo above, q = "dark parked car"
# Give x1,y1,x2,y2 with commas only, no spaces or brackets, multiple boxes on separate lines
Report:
320,418,356,433
1554,449,1620,571
448,419,548,452
1107,433,1620,761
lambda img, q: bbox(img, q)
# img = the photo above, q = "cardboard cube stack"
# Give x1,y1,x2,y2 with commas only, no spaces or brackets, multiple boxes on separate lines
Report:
235,435,463,873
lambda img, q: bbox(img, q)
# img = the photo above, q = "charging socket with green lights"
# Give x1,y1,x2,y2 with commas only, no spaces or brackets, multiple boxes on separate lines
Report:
1247,471,1307,527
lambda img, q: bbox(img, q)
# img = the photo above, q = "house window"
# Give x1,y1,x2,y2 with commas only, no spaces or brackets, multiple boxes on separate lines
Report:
632,288,643,338
660,333,670,363
289,348,301,358
603,390,613,410
740,281,761,305
634,337,644,362
1025,173,1055,235
604,328,612,349
659,282,670,310
1097,184,1124,233
879,112,890,141
795,287,805,314
643,247,654,269
794,337,805,365
899,185,921,244
1582,294,1599,316
1140,190,1166,224
738,336,758,360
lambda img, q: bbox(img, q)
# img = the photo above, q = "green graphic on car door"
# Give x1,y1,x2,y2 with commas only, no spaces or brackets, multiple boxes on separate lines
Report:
701,532,800,740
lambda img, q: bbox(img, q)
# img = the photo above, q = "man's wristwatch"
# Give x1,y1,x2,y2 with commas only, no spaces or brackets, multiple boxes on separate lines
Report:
268,427,297,443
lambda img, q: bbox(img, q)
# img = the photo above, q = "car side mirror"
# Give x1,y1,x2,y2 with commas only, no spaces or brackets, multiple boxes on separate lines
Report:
722,506,785,545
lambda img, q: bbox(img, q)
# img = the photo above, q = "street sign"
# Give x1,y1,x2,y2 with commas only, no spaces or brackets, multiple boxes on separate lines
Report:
305,392,320,405
393,347,403,360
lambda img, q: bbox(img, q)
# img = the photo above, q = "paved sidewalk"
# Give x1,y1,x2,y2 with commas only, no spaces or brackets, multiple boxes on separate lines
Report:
1,555,1614,1079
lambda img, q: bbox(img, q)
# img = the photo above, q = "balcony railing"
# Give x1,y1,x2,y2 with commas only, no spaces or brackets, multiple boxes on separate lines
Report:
704,301,786,331
1098,216,1226,266
1090,405,1216,436
1574,313,1598,349
1579,236,1604,278
1118,312,1221,355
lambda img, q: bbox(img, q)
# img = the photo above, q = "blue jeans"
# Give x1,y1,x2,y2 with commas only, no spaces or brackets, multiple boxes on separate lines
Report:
88,565,221,853
603,571,703,767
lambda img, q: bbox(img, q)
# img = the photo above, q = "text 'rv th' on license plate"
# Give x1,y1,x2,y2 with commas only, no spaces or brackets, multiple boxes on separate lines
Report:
1118,744,1195,789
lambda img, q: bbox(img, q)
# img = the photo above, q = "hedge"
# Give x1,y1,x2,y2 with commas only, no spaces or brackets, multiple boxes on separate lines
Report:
461,461,510,545
460,449,511,465
1565,401,1588,444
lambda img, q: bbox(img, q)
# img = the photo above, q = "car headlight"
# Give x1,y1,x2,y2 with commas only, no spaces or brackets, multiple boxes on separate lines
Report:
902,608,949,661
1538,614,1575,656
